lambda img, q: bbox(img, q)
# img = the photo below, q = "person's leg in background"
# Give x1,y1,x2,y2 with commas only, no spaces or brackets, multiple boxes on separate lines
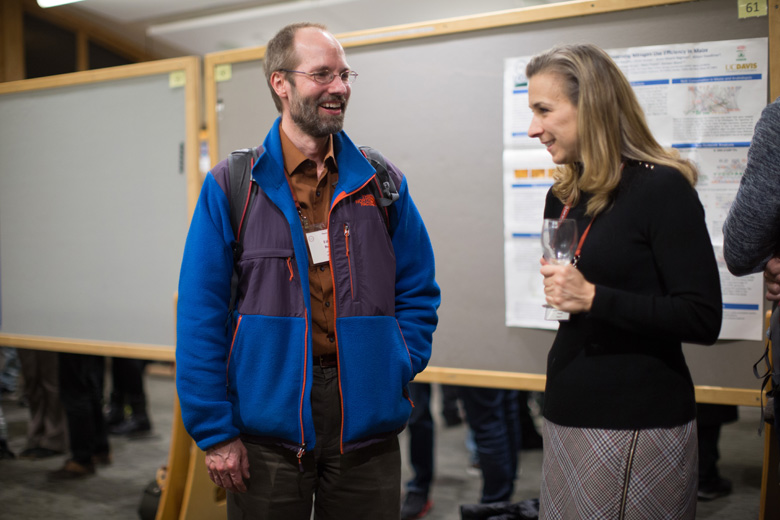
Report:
50,353,109,479
517,391,543,450
104,358,125,429
458,387,520,504
440,384,463,428
107,357,152,436
16,349,67,459
401,382,434,520
696,403,738,501
0,348,17,459
0,402,14,459
0,347,20,395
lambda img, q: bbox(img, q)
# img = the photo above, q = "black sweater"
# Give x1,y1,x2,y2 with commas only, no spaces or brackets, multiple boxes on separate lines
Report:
542,161,723,430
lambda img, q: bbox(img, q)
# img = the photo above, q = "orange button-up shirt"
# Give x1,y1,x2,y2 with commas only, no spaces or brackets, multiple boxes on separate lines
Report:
280,128,338,357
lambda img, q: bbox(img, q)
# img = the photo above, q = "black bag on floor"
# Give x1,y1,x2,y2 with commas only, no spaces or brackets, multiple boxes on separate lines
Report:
460,498,540,520
138,466,166,520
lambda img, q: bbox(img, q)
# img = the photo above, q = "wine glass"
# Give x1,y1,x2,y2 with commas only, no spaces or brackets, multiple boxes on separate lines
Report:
541,218,577,265
541,218,577,320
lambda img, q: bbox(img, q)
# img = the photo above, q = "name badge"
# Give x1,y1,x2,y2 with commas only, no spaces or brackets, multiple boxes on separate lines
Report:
544,307,570,322
306,228,330,265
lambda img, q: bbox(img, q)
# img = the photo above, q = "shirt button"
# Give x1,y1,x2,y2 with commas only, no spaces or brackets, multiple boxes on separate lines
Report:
316,191,321,197
319,265,325,271
328,335,335,343
325,301,330,307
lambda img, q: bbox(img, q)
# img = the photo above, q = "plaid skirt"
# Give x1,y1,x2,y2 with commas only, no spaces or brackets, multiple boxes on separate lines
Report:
539,419,697,520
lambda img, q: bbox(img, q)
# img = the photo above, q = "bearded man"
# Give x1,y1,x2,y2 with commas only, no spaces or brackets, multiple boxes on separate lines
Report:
175,22,440,520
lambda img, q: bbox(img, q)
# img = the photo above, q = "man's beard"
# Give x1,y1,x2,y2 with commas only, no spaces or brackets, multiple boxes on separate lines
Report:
289,86,347,138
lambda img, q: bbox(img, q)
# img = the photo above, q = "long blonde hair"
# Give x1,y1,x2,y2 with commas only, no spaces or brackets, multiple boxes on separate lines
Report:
526,44,698,216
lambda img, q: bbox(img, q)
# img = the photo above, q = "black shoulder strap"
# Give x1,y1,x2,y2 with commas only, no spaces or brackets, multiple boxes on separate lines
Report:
228,146,261,241
226,146,261,329
359,146,399,208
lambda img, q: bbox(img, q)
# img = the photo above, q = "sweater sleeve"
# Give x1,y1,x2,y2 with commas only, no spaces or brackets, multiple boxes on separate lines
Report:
175,172,241,450
385,160,441,377
723,98,780,276
589,170,723,345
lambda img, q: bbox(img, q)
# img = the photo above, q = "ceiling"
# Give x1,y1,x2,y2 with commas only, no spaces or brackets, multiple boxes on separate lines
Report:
61,0,558,57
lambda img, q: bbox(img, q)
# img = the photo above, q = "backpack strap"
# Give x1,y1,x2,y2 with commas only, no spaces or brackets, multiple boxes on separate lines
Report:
226,146,262,329
359,146,399,208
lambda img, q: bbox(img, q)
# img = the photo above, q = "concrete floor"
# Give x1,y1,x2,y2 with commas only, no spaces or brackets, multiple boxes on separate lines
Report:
0,365,770,519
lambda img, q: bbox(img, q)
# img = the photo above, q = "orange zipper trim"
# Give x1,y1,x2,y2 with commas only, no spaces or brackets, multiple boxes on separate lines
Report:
287,257,294,281
225,315,242,395
327,174,378,454
344,224,354,299
299,309,309,455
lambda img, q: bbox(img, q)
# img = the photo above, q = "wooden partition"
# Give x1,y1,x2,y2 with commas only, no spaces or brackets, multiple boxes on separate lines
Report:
0,57,201,358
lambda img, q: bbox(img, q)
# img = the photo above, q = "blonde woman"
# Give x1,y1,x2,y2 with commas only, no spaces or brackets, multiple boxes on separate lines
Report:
527,44,722,519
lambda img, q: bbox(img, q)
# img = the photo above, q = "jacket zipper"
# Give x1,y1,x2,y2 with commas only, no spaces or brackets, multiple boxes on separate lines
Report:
344,223,355,299
327,174,379,454
619,430,640,520
296,284,309,470
297,446,306,472
286,257,294,281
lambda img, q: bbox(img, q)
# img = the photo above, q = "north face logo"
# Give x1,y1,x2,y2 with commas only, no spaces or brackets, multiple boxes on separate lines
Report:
356,194,377,207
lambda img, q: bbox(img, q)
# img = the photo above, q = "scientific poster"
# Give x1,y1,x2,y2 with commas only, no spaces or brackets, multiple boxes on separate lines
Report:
503,38,767,339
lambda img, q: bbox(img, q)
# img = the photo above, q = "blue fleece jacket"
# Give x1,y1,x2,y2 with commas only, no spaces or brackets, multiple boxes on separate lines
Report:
176,118,440,453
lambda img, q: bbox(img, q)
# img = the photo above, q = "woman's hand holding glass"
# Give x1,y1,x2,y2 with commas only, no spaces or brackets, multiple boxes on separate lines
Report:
540,218,595,318
540,258,595,314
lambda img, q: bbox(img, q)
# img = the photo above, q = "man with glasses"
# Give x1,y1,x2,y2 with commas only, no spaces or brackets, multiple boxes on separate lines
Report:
176,23,440,520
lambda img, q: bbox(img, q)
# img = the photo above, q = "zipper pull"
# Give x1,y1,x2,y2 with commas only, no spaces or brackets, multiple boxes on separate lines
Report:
344,224,350,256
297,445,306,472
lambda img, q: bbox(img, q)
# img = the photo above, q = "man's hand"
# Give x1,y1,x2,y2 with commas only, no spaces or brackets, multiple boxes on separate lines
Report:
205,437,250,493
765,257,780,301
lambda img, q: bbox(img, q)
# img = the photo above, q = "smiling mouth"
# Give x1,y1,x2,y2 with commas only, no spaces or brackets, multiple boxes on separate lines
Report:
320,96,346,114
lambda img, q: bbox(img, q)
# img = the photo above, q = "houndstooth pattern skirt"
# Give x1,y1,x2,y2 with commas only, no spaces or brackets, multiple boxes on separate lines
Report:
539,419,698,520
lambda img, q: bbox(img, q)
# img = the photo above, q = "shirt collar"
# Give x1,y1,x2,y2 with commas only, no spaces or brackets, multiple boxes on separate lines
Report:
279,126,336,176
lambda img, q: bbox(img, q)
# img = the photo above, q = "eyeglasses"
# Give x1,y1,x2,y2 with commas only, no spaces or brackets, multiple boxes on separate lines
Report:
279,69,358,85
